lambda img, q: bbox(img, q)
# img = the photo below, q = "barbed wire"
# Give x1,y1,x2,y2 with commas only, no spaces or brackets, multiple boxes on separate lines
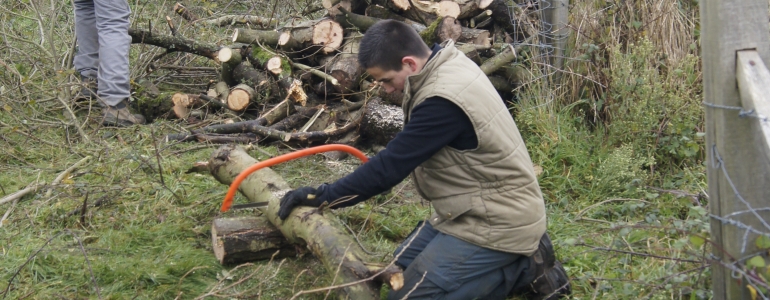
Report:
703,101,770,298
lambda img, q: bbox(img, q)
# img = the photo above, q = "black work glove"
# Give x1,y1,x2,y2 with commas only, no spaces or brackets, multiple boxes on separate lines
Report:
278,186,324,220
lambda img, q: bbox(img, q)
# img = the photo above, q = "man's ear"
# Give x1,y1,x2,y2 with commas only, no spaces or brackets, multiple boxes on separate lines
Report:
401,56,420,72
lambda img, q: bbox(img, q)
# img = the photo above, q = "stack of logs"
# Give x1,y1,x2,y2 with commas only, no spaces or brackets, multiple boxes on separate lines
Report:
127,1,543,298
127,0,539,147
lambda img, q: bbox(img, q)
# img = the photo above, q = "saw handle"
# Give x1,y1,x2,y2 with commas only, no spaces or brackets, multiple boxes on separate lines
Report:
221,144,369,212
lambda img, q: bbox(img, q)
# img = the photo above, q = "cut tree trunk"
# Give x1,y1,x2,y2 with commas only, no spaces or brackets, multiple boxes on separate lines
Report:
129,28,220,60
361,98,404,145
227,84,257,111
371,0,411,12
219,47,242,86
277,18,344,55
231,63,281,103
207,145,383,299
458,26,491,47
232,28,282,46
173,2,198,22
172,93,204,119
211,216,298,265
197,15,278,27
328,35,364,94
480,44,517,75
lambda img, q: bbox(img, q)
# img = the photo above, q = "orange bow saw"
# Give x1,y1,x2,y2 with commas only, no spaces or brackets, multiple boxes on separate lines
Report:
220,144,369,212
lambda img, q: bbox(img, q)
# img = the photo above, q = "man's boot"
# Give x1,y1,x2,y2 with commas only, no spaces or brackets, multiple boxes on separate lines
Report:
74,75,98,101
102,99,146,127
524,233,572,299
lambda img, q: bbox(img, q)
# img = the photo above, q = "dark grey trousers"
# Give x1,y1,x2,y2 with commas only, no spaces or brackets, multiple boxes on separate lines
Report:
73,0,131,106
388,221,534,300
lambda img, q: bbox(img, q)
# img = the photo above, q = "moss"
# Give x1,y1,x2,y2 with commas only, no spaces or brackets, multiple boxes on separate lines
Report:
419,17,443,45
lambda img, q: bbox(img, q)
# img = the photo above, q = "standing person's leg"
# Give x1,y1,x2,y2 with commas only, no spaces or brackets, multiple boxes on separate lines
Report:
93,0,131,107
73,0,98,97
387,231,530,300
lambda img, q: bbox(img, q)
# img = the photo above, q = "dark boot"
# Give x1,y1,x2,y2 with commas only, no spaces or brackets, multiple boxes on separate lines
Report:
74,75,98,101
101,99,146,127
523,233,572,299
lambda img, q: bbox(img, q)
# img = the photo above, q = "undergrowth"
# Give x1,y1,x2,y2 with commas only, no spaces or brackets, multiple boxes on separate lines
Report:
0,0,710,299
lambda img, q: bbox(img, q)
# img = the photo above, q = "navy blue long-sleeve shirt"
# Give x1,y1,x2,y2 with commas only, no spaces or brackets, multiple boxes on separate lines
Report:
317,97,478,207
315,45,481,207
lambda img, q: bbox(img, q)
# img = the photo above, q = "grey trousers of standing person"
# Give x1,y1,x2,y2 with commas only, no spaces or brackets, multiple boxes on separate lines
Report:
73,0,131,107
388,221,535,300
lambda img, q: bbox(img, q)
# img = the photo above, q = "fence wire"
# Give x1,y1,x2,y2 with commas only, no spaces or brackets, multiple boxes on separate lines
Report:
702,101,770,299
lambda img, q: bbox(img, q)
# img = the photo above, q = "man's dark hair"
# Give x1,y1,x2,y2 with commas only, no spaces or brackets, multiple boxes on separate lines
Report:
358,20,431,72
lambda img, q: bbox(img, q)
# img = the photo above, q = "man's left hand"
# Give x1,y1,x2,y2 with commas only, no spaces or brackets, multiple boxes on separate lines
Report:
278,186,322,220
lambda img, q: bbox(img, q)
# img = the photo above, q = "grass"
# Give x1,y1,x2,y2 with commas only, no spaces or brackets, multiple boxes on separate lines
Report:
0,0,711,299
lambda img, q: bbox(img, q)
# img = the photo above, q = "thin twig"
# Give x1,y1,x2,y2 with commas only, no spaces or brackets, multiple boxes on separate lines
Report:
575,198,651,220
66,229,101,299
400,271,427,300
0,198,19,228
44,155,92,198
0,176,44,206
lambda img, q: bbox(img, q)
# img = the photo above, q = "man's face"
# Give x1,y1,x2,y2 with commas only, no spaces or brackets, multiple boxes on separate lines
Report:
366,57,423,94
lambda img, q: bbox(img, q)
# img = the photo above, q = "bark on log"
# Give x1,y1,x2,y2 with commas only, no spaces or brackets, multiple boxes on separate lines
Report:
361,98,404,145
335,7,380,31
371,0,411,11
480,44,517,75
458,26,491,47
129,28,220,60
214,81,230,104
328,35,364,94
173,2,199,22
364,5,427,33
212,216,298,265
433,17,462,44
411,0,461,18
270,106,319,132
260,98,298,125
277,18,344,55
197,15,278,27
232,28,282,46
172,93,204,119
486,0,526,42
457,0,491,19
469,9,492,28
231,63,281,102
208,145,380,299
219,47,242,86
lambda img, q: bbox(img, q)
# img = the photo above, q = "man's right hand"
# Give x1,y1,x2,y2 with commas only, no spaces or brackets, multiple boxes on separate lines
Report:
278,186,322,220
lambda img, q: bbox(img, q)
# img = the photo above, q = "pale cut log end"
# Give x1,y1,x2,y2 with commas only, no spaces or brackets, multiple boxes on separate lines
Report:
439,1,461,18
478,0,494,9
232,29,239,43
227,89,251,111
211,225,226,264
313,19,344,54
218,47,233,63
393,0,411,10
172,93,189,106
437,17,462,43
322,0,334,9
278,32,291,46
173,104,191,119
207,88,218,98
477,32,492,47
391,272,405,291
173,2,184,11
266,57,283,75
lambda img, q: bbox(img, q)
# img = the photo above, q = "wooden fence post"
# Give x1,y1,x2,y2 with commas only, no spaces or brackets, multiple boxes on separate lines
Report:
702,0,770,298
